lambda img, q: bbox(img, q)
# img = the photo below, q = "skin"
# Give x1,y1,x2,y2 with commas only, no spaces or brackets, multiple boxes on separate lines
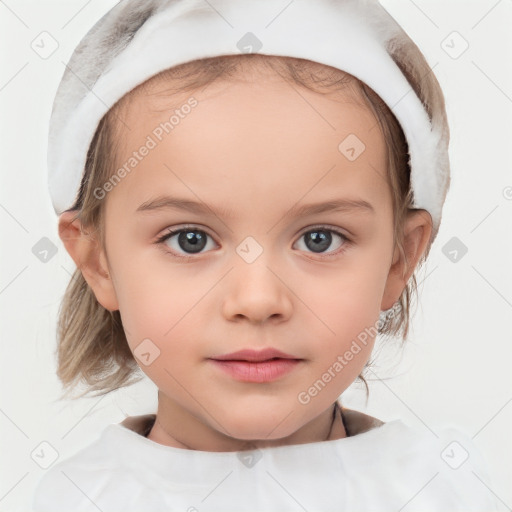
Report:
59,70,432,452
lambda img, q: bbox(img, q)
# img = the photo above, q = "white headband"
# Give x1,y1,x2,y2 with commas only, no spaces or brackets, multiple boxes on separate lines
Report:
48,0,449,237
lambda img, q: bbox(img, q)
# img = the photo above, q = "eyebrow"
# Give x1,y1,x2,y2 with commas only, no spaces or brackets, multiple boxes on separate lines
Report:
135,195,375,219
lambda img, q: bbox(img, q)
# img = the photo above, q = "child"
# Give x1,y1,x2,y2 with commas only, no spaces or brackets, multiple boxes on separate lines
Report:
33,0,498,510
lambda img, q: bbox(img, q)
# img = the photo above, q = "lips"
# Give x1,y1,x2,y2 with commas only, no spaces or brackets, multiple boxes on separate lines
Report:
209,348,302,383
210,347,298,362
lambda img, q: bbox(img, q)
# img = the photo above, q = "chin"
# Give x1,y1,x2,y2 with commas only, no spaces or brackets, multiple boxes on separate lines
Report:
220,411,301,443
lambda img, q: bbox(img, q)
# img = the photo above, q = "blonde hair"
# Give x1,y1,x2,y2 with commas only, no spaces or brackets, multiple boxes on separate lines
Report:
56,49,449,399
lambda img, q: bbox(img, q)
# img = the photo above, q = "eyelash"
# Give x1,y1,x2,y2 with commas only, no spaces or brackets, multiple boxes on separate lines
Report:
154,224,351,260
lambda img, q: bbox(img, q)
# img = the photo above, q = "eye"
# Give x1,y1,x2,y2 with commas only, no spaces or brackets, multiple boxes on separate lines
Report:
293,226,350,258
155,226,217,258
155,225,351,260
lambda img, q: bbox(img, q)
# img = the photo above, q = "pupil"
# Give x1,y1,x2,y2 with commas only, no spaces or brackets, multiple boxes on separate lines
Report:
306,230,331,253
178,231,206,253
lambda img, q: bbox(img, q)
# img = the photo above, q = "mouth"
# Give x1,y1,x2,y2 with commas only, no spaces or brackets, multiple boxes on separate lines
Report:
209,348,303,383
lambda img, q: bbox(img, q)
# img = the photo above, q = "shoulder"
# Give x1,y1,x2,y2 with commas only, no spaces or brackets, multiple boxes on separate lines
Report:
31,428,110,512
31,418,155,512
340,409,499,511
412,424,499,511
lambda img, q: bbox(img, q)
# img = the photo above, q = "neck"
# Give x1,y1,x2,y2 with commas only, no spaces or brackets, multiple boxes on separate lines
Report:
147,394,347,452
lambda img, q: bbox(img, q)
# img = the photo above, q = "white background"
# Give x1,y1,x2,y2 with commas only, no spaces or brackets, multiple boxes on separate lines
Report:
0,0,511,510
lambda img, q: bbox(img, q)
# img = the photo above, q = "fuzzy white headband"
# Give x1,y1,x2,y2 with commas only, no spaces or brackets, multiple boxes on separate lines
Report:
48,0,449,237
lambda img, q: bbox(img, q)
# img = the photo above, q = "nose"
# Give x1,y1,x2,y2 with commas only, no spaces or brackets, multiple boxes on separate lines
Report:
221,256,293,325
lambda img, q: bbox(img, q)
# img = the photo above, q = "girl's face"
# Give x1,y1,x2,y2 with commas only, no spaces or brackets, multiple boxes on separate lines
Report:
96,74,405,447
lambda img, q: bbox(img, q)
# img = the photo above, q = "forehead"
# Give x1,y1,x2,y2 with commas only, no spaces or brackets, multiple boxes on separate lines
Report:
107,71,391,220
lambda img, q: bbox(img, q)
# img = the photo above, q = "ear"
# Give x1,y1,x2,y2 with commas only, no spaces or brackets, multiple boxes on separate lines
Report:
58,210,119,311
381,210,432,311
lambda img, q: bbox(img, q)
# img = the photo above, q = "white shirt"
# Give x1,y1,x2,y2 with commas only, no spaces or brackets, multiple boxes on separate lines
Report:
31,410,499,511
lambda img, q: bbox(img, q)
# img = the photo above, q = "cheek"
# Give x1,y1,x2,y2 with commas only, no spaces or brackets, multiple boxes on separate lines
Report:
118,289,202,390
292,255,388,372
299,262,387,330
108,249,171,344
112,259,205,362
